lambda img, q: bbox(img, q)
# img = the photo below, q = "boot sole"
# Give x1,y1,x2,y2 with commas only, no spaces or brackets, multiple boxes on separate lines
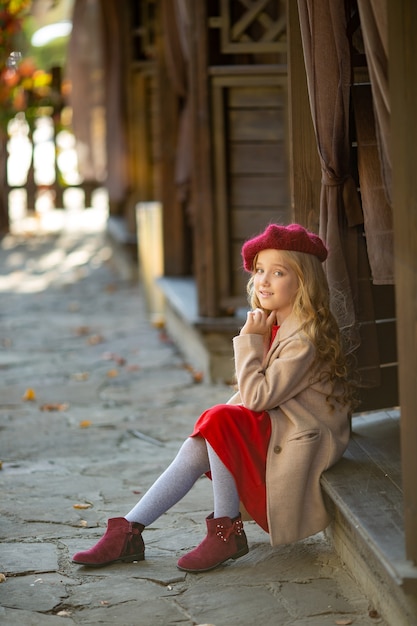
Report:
177,545,249,573
72,552,145,567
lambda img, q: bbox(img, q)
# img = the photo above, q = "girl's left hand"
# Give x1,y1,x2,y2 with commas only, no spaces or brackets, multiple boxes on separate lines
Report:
240,309,277,336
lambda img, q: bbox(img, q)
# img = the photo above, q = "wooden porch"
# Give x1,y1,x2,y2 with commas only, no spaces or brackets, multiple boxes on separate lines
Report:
155,278,417,625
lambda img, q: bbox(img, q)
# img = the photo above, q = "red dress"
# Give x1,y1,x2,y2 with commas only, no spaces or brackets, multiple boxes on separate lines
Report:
191,326,279,532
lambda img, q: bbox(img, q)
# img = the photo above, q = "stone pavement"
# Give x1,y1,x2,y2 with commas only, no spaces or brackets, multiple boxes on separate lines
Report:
0,209,388,626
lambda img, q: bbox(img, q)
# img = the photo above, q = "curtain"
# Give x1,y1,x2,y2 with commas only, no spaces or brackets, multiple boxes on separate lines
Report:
356,0,394,284
68,0,128,204
297,0,381,385
67,0,106,184
297,0,363,352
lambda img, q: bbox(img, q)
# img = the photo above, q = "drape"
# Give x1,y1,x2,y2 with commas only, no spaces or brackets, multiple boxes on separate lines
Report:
68,0,128,204
297,0,382,386
356,0,394,284
161,0,192,211
297,0,363,352
67,0,106,184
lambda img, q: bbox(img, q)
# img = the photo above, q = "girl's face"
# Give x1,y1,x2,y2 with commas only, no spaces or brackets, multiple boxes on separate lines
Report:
253,249,299,322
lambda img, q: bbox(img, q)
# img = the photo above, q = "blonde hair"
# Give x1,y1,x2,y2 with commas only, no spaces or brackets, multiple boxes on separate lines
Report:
247,250,357,410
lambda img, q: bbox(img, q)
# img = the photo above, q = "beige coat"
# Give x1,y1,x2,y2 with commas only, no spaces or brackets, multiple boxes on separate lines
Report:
228,313,350,546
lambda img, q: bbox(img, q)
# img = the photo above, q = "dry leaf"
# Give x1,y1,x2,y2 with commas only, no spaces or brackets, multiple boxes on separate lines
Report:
74,326,91,336
192,371,204,383
22,388,36,401
106,369,119,378
151,316,165,329
0,573,6,583
40,403,69,412
87,335,104,346
57,609,72,616
101,352,126,365
72,372,89,381
79,420,92,428
73,503,92,510
335,620,353,625
79,520,88,527
87,334,104,345
126,364,141,372
100,600,109,605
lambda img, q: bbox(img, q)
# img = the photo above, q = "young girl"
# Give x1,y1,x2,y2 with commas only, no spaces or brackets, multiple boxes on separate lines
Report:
72,223,354,572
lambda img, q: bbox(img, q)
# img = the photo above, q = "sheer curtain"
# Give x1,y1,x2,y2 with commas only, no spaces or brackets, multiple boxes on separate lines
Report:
297,0,363,351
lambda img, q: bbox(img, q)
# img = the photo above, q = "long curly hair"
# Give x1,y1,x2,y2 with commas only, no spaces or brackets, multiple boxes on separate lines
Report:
247,250,358,411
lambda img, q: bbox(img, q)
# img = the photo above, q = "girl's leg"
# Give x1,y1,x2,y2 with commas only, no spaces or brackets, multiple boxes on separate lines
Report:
124,436,209,526
206,441,240,519
177,443,246,572
72,436,209,567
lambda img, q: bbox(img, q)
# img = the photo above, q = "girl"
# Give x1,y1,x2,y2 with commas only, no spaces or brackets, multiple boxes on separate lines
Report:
72,223,355,572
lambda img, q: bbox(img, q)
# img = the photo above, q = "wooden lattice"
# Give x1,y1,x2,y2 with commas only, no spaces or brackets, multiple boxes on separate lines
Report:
211,0,286,54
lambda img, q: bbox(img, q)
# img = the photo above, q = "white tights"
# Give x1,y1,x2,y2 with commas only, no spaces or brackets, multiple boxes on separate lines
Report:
124,436,240,526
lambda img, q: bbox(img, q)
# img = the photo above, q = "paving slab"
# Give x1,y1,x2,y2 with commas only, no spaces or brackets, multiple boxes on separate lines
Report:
0,210,388,626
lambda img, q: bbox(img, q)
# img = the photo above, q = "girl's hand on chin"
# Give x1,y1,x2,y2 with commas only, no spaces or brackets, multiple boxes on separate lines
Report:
240,308,276,336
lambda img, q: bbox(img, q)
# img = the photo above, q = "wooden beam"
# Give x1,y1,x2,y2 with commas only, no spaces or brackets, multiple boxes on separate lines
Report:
389,0,417,564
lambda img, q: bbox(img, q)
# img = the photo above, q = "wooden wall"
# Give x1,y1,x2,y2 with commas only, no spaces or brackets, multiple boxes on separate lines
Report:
190,0,291,316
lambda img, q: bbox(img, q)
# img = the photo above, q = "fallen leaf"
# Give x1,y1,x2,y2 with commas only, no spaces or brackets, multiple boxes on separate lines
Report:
0,573,6,583
192,371,204,383
151,316,165,329
106,368,119,378
126,364,141,372
57,609,72,616
73,503,92,510
335,619,353,625
22,388,36,401
79,420,92,428
101,352,126,365
74,326,91,336
72,372,89,381
158,330,172,343
40,403,69,412
100,600,109,605
87,334,105,345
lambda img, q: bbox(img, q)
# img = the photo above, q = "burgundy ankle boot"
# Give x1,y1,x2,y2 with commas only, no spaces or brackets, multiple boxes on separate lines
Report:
72,517,145,567
177,513,248,573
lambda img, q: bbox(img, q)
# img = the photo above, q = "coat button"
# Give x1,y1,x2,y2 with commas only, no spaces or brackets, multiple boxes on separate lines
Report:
273,445,282,454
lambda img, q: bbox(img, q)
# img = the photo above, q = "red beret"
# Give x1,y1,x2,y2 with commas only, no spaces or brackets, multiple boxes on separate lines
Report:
242,223,328,271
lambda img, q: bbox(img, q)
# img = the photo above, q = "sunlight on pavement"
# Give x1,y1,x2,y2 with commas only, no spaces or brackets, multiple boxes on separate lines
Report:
0,203,113,294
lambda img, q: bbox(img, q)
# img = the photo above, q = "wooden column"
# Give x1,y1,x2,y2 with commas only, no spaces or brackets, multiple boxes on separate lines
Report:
155,2,187,276
188,1,217,316
389,0,417,564
286,0,321,230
